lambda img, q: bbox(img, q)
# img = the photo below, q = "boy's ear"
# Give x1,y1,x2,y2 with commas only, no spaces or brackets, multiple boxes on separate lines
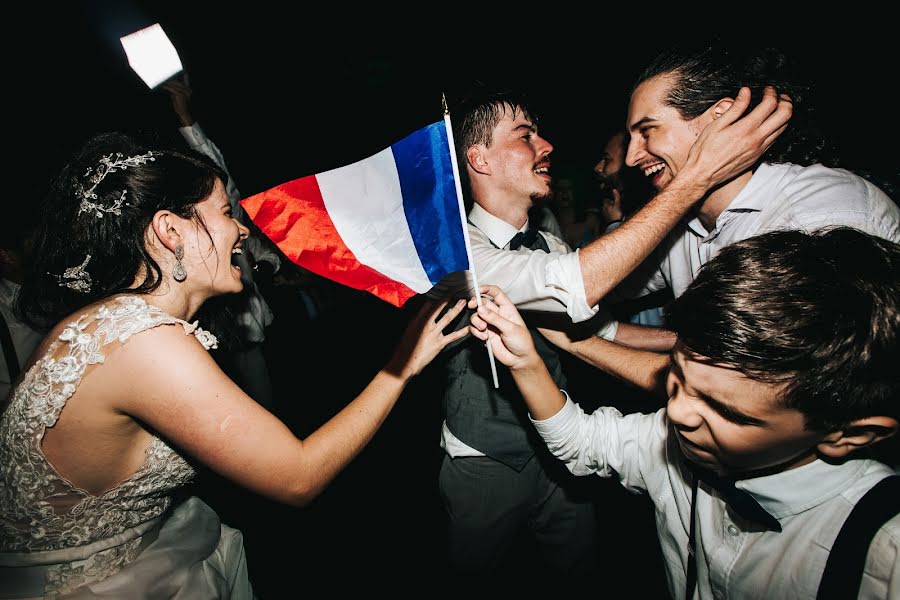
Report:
817,416,899,459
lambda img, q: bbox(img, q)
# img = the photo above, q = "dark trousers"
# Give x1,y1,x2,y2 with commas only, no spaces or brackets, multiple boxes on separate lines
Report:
439,453,599,585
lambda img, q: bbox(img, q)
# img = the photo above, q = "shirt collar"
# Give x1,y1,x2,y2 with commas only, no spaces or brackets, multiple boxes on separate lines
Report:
734,457,877,519
468,203,528,249
685,163,774,239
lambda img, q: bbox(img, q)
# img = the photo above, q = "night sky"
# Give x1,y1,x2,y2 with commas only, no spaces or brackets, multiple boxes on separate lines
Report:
14,5,898,208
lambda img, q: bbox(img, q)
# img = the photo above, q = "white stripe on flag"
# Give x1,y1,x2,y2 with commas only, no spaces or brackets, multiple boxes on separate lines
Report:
317,148,433,293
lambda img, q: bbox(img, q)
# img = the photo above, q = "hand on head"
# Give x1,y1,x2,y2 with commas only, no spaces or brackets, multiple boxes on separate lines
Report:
468,285,539,371
682,86,793,190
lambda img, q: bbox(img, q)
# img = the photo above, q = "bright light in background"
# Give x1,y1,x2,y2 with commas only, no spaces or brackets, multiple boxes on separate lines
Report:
120,23,182,88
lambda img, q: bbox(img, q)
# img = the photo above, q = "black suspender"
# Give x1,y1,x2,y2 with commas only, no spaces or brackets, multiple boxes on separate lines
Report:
684,477,699,600
817,475,900,599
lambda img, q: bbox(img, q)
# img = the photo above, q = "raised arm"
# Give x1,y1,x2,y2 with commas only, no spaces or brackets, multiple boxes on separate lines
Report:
579,86,792,306
538,326,670,398
612,321,676,352
115,299,468,507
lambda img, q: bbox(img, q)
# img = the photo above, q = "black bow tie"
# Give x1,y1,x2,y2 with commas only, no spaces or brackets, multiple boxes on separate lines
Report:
509,228,543,250
690,465,782,532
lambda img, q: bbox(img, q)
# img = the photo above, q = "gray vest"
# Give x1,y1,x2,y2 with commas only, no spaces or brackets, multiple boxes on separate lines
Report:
442,227,567,471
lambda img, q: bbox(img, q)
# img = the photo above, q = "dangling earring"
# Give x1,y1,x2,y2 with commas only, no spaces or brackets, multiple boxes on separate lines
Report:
173,245,187,282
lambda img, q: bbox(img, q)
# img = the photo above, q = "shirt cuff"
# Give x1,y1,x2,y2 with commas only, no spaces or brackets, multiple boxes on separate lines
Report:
595,318,618,341
177,123,207,147
529,390,577,431
546,251,597,323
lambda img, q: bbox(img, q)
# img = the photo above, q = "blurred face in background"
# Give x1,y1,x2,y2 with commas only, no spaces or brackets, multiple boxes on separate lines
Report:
593,131,627,184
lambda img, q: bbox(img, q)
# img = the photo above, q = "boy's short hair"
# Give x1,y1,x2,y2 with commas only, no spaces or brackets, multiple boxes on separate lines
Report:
667,227,899,432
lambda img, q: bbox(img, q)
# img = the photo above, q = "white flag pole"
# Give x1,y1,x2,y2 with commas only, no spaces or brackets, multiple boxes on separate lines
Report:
443,95,499,388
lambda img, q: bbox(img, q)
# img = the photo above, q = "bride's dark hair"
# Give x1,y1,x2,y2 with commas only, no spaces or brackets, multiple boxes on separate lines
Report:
20,131,227,331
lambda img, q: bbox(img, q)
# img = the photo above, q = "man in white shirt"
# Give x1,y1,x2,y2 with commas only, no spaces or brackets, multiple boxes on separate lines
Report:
472,227,899,599
434,82,791,583
545,43,900,398
626,45,897,317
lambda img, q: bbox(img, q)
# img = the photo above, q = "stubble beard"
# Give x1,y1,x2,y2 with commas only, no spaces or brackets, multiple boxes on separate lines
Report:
530,190,553,206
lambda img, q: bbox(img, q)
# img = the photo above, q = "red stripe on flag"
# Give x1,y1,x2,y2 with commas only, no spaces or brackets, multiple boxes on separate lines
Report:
241,176,417,307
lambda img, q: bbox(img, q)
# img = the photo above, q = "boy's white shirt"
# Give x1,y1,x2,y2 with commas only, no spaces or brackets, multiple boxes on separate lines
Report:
534,397,899,599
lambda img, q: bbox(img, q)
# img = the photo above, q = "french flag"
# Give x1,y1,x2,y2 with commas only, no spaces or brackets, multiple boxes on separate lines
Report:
242,120,471,307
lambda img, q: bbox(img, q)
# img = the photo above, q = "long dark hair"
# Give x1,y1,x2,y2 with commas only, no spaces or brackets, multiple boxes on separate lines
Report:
20,131,227,331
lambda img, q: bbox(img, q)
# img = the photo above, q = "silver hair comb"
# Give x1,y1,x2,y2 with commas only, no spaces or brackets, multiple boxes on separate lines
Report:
79,189,127,218
77,151,155,216
49,255,93,293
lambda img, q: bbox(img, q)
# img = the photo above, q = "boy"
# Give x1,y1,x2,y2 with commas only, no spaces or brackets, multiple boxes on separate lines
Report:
470,227,899,598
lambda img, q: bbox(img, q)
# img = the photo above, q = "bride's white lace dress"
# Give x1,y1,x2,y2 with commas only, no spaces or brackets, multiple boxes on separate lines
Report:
0,296,254,599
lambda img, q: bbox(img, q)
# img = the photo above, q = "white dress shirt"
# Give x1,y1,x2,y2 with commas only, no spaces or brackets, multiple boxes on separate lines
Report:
429,204,597,322
626,162,900,299
440,205,617,458
533,398,899,599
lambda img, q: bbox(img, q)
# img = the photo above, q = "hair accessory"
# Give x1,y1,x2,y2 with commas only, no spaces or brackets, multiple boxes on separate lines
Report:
77,151,155,211
79,189,127,218
50,255,93,293
172,245,187,282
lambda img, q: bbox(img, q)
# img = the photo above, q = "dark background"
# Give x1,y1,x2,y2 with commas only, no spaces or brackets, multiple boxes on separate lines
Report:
13,5,898,205
10,5,898,596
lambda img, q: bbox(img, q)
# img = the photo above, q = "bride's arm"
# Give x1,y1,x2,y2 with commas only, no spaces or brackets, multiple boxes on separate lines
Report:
111,299,467,507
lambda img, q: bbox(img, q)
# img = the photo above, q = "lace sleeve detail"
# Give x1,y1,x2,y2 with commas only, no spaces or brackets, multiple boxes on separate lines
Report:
100,297,218,350
0,295,200,558
179,320,218,350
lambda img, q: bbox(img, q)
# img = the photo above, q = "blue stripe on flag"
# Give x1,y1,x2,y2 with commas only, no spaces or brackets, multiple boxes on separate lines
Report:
392,122,469,284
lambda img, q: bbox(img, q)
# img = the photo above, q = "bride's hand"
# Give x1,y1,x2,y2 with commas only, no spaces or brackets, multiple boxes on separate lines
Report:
388,299,468,379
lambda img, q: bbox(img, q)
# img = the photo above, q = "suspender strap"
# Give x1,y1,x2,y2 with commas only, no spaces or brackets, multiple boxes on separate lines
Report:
0,309,20,382
817,475,900,599
684,476,699,600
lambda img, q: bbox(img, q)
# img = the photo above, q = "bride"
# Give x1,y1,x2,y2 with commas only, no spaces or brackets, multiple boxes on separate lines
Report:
0,131,468,598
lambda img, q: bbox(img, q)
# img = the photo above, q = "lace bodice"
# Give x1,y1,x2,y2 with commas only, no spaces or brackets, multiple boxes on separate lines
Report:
0,296,218,554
